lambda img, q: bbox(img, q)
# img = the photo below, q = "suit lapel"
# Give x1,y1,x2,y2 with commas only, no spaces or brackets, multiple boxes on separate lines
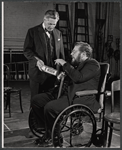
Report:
38,24,48,61
53,29,59,58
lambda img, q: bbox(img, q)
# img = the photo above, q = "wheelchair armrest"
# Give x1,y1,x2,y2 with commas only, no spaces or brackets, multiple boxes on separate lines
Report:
75,90,98,97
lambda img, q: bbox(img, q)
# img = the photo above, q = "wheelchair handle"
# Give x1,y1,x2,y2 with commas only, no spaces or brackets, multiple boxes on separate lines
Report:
57,74,65,99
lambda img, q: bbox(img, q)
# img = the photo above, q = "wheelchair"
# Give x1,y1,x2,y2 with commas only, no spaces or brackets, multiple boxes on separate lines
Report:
28,63,110,147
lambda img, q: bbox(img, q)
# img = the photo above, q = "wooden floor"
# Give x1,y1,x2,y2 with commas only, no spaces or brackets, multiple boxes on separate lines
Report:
3,81,120,148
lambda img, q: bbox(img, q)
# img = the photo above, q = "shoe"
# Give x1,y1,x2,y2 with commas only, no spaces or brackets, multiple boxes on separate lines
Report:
34,135,53,147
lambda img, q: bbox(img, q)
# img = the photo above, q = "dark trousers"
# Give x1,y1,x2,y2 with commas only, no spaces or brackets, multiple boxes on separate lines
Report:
31,93,69,133
29,75,57,100
30,79,41,99
31,93,100,135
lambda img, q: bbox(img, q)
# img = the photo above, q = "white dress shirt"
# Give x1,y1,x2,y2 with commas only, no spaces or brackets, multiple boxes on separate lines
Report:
42,23,51,38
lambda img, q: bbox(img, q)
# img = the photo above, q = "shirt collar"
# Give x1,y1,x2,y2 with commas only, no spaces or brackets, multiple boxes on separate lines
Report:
42,22,45,30
42,22,53,33
42,23,51,33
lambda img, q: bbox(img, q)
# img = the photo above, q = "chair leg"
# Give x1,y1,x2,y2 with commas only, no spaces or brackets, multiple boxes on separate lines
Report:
8,92,11,117
108,123,113,147
103,120,108,147
4,95,8,110
19,90,23,113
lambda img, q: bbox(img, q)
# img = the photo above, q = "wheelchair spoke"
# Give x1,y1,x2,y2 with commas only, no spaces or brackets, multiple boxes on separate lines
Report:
52,104,96,147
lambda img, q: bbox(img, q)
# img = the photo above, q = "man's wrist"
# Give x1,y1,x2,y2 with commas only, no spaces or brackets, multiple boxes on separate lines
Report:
62,62,66,66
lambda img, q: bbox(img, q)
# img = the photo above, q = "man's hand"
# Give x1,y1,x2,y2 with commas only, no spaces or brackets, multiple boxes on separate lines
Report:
35,56,44,71
55,59,66,66
36,59,44,71
57,72,65,80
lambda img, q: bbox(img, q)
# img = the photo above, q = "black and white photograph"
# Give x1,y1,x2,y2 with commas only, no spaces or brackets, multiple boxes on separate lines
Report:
2,1,120,148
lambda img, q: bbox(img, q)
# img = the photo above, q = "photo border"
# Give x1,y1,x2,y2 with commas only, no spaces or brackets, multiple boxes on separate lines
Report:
1,0,121,149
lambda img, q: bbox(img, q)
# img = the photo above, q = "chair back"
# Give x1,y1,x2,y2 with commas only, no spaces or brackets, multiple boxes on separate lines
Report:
4,64,10,87
98,63,110,109
111,79,120,112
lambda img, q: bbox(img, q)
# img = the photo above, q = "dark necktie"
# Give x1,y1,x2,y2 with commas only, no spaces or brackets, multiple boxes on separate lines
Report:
45,29,53,66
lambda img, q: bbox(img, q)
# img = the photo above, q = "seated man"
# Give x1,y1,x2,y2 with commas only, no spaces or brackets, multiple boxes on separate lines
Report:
31,41,101,146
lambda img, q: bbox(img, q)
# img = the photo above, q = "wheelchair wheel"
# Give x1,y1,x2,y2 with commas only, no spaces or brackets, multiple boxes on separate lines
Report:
52,104,96,147
28,108,45,138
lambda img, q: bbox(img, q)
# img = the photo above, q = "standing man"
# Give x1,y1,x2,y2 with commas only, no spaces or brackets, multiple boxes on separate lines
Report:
24,10,65,100
23,10,65,137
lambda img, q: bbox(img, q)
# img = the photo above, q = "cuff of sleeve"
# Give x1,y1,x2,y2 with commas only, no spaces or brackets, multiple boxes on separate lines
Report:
63,63,71,73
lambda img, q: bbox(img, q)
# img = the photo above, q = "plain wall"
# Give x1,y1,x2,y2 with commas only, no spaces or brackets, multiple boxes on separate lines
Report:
4,2,120,48
4,2,54,39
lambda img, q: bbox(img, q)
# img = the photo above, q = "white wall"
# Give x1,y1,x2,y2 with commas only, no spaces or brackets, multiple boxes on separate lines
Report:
4,2,120,46
4,2,54,39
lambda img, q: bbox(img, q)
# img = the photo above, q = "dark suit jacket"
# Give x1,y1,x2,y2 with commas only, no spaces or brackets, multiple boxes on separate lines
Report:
63,58,101,101
23,24,65,83
48,58,101,112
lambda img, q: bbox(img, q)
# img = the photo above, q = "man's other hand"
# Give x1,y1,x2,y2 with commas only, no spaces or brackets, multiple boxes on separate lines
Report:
55,59,66,66
37,60,44,71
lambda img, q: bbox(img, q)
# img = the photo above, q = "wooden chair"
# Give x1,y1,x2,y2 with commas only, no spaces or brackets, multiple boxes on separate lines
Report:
4,64,23,117
103,79,120,147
